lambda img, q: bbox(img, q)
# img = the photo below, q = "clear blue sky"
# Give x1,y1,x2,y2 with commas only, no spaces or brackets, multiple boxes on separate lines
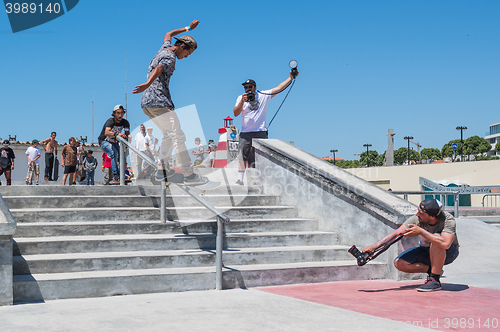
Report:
1,0,499,160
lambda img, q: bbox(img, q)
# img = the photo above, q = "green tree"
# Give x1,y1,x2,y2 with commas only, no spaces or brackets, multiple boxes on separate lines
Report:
394,147,420,165
420,148,441,161
441,139,461,159
495,142,500,152
360,150,379,167
464,135,491,160
330,159,363,168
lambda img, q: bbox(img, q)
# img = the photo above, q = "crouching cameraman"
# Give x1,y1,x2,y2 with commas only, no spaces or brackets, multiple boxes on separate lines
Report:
363,198,459,292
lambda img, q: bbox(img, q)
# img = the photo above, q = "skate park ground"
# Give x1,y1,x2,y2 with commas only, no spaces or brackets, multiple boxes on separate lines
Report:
0,218,498,332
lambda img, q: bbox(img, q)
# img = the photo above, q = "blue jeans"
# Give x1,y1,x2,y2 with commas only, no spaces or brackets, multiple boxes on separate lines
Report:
86,170,95,185
100,141,120,179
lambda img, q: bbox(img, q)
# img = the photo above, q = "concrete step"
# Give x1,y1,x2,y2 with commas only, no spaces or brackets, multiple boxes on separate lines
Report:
15,218,319,237
3,194,278,209
10,205,298,222
13,260,387,303
14,231,338,255
0,184,261,197
13,245,352,274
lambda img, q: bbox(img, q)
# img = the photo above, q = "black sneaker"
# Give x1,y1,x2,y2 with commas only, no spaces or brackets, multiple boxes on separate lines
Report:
417,277,441,292
155,169,179,182
235,180,244,185
183,174,208,185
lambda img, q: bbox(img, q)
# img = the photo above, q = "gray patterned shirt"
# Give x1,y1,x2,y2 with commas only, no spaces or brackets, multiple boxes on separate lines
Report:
141,39,176,109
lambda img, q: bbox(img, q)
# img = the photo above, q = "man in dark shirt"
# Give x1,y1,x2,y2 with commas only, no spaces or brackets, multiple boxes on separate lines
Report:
98,105,131,184
0,140,15,185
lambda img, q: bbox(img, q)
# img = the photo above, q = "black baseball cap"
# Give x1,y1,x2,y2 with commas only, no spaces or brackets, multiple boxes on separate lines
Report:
242,79,256,86
420,199,445,220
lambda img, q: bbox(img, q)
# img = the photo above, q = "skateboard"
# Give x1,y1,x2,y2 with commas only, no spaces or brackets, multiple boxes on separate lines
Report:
150,171,220,191
25,162,35,185
53,157,59,181
348,233,404,266
191,180,222,196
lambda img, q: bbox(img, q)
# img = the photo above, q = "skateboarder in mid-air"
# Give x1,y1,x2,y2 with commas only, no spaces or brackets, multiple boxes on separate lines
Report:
133,19,206,185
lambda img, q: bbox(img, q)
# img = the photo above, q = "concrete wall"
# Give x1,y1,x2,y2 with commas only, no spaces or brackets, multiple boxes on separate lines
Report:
253,139,421,280
344,160,500,207
0,194,16,306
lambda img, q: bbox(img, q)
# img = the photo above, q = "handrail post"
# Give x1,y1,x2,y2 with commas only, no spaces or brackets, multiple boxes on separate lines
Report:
119,141,125,186
160,184,166,223
215,216,223,290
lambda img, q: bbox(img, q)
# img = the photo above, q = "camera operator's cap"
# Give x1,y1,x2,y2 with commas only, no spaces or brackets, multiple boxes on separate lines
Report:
420,198,445,220
3,140,9,145
174,35,197,49
32,139,39,144
114,104,125,111
87,150,93,154
242,79,256,86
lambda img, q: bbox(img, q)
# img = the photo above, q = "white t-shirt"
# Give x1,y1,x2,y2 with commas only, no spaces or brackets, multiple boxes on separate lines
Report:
26,146,41,165
135,132,147,151
235,89,272,133
145,134,156,152
195,143,204,161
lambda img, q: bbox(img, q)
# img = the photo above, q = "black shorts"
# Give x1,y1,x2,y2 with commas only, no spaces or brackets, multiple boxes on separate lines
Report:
395,243,459,266
238,131,268,162
64,165,76,174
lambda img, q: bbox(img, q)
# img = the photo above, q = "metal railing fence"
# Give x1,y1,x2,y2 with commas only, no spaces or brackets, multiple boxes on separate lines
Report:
116,135,230,290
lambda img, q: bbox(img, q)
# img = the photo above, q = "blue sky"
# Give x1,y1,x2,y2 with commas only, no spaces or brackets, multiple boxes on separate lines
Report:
1,0,499,160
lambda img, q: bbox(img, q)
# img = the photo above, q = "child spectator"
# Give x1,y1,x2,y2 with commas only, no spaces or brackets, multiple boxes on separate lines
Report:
191,137,204,166
82,150,98,186
102,152,112,185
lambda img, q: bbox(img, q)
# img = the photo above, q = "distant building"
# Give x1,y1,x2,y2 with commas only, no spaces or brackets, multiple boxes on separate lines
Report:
484,122,500,156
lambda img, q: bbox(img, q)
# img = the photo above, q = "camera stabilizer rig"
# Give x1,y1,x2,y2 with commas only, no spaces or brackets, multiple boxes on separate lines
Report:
348,233,404,266
265,60,299,128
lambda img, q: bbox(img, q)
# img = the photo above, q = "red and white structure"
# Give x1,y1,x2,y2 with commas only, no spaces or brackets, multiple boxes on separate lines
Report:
213,116,239,168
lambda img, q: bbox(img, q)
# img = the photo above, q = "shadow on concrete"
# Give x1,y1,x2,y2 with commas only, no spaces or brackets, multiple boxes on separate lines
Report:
359,283,469,293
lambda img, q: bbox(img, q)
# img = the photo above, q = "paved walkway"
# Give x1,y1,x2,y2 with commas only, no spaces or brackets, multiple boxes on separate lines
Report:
1,218,498,331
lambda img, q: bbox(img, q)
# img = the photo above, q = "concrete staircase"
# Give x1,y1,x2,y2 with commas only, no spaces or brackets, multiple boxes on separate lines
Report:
1,184,386,303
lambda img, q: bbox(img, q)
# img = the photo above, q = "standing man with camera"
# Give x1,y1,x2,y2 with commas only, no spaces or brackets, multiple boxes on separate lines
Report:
233,70,298,185
133,20,205,185
98,104,131,185
363,198,459,292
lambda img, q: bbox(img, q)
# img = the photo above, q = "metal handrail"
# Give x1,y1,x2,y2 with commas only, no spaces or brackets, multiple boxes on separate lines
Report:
481,193,500,207
390,190,460,217
116,135,229,290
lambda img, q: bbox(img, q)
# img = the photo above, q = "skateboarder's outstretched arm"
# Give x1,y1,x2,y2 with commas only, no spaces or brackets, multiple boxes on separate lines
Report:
163,20,199,44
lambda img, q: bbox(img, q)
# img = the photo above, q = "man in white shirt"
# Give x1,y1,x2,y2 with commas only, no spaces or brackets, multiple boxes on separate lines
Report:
233,71,299,185
25,139,41,185
134,124,147,177
144,127,157,175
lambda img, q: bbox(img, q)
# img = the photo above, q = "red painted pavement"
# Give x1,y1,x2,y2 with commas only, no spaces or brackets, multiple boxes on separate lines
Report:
259,280,500,331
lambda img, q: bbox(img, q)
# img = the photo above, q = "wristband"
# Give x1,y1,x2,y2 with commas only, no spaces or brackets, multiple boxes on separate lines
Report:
185,26,190,31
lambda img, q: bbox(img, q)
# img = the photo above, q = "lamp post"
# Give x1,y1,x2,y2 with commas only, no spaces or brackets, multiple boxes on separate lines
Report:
456,126,467,162
363,144,372,167
330,149,338,166
404,136,413,165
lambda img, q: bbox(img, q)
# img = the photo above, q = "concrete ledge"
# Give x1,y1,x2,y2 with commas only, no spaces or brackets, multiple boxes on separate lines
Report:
253,139,419,280
0,194,15,306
